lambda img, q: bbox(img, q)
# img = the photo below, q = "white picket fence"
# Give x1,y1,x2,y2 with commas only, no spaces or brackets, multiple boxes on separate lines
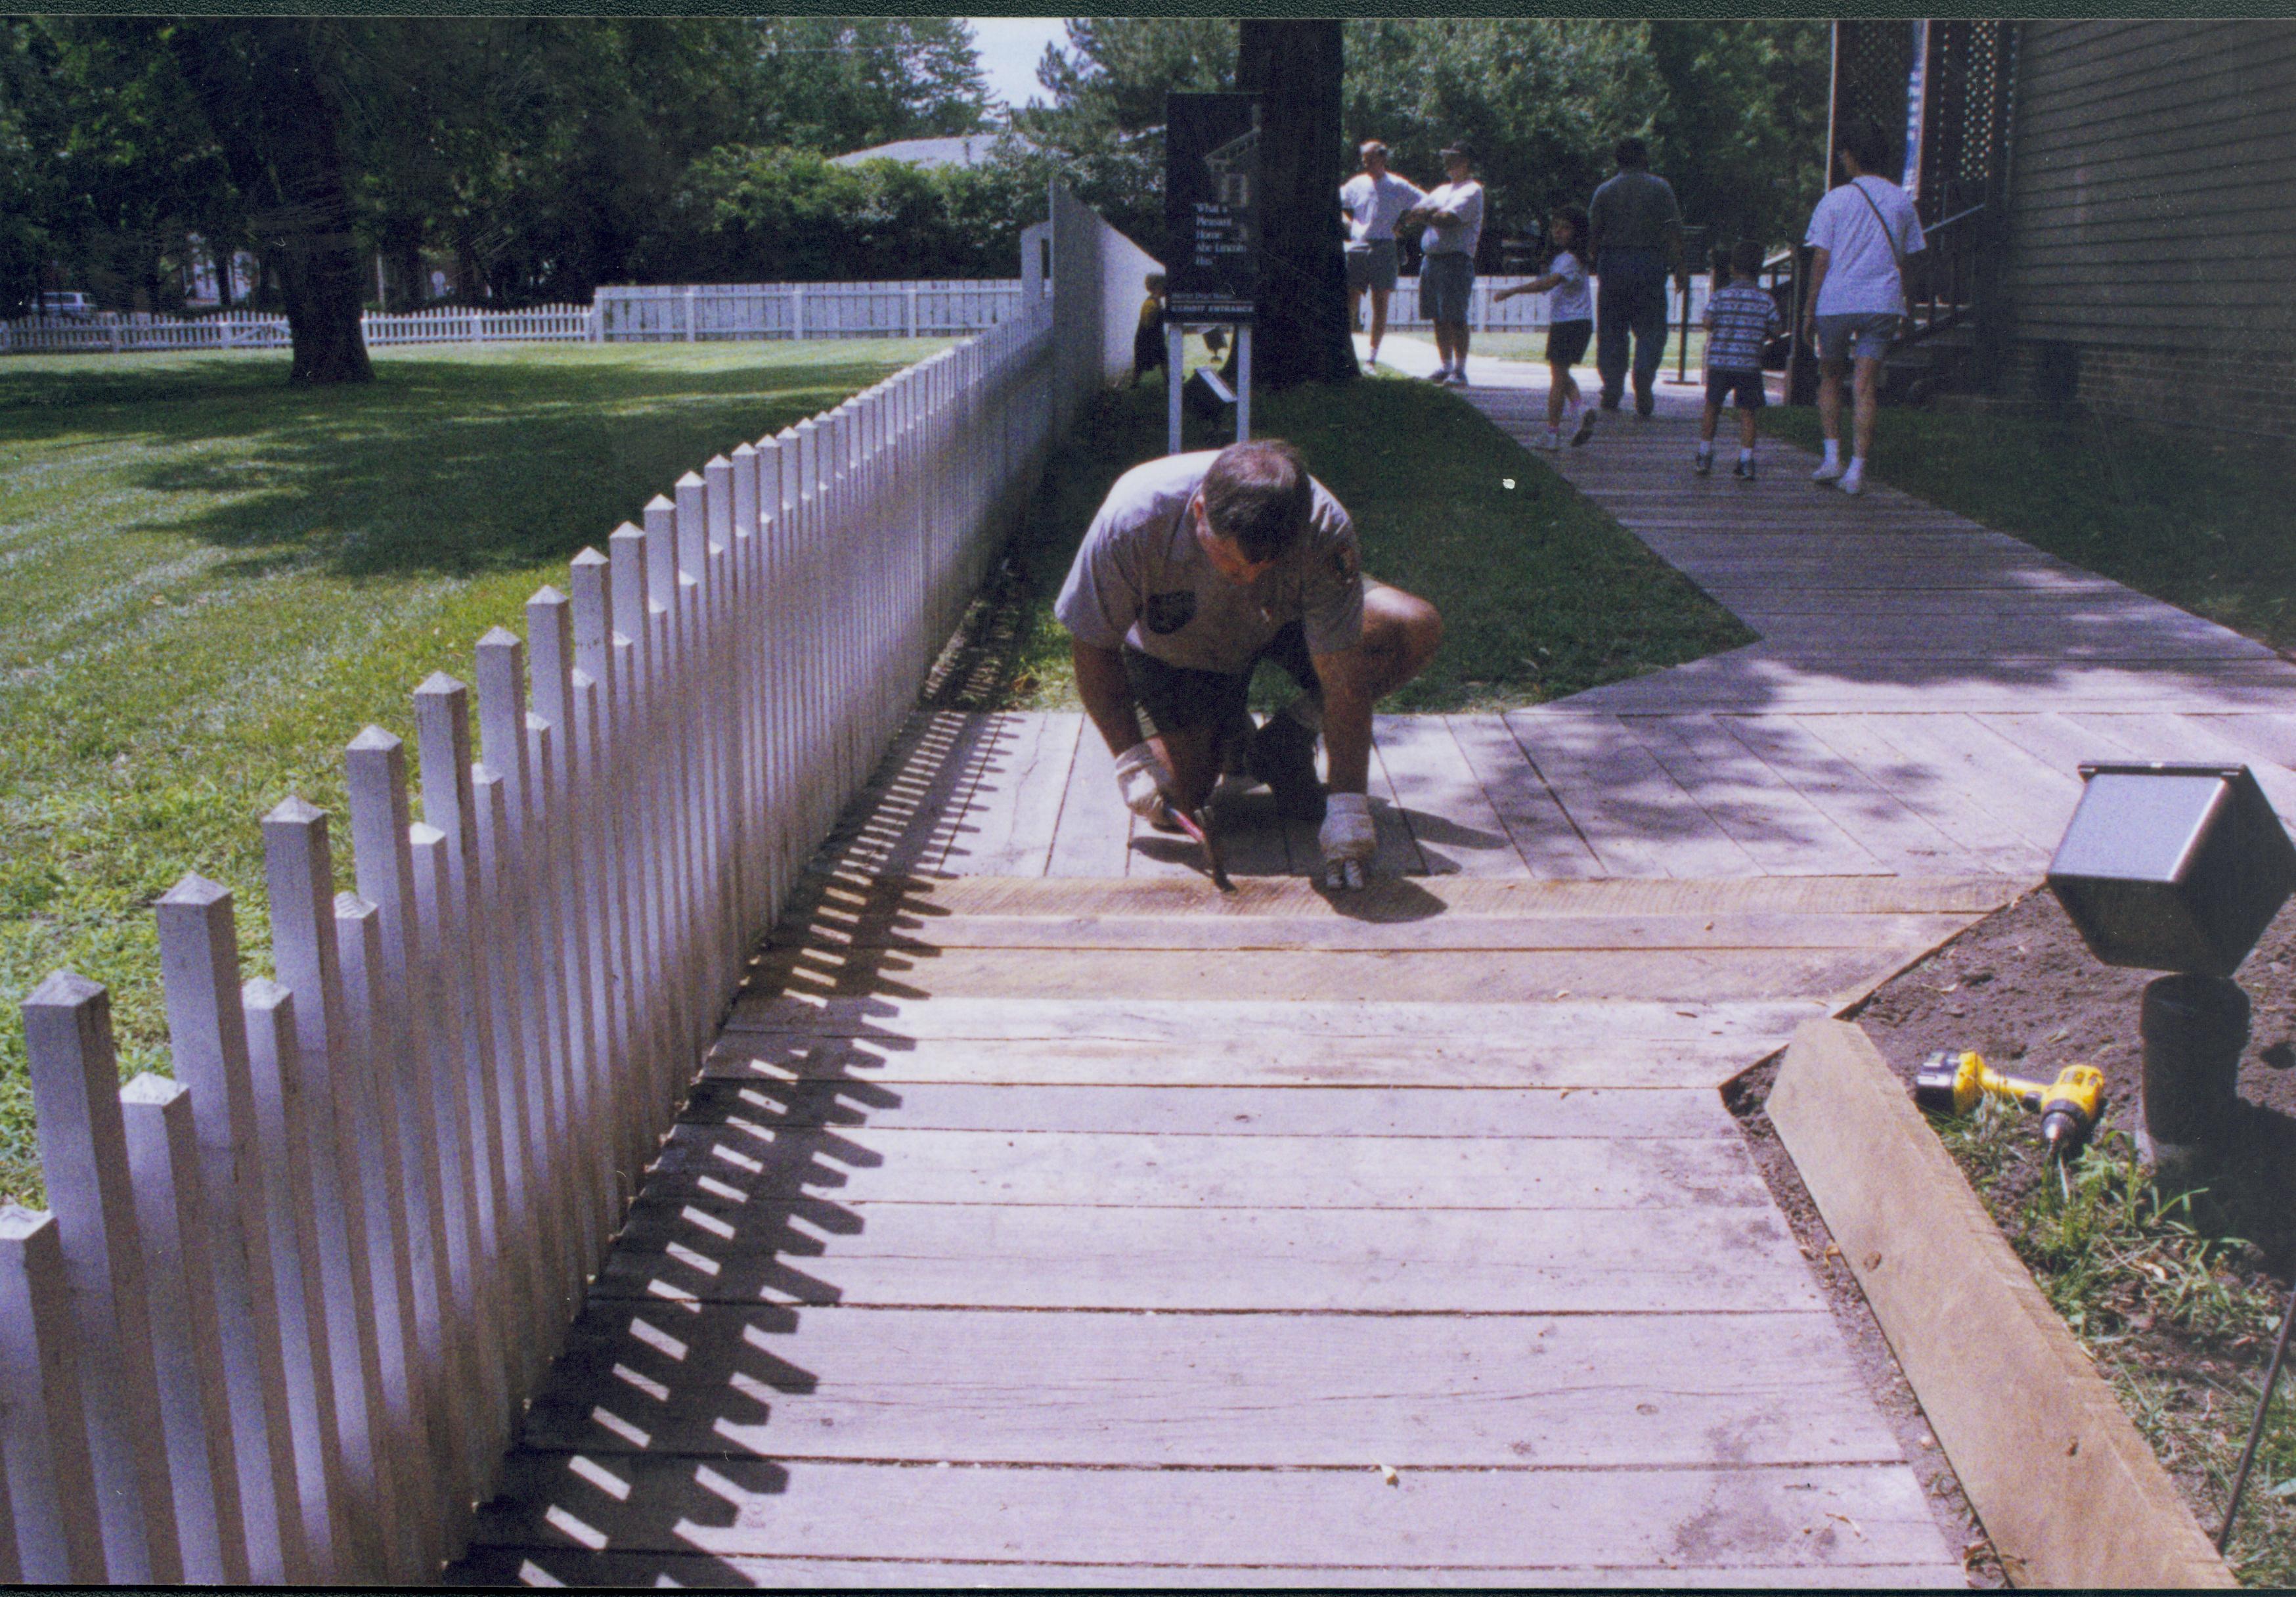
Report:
594,282,1023,343
0,306,598,355
1382,272,1714,332
0,283,1027,356
0,186,1132,1583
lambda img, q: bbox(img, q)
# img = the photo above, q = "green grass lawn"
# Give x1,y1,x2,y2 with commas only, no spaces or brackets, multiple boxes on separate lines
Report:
0,338,944,1205
1767,404,2296,655
986,367,1756,715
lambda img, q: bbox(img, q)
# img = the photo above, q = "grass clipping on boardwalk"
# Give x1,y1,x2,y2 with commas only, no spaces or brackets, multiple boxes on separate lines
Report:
979,372,1755,715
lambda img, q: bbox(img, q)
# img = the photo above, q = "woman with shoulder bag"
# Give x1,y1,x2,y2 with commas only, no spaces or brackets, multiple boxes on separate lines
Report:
1799,119,1925,497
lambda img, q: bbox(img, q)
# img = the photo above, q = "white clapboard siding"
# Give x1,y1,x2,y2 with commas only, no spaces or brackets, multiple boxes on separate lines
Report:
1,187,1134,1582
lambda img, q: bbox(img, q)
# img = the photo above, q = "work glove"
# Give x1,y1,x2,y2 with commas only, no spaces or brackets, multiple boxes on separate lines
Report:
1319,792,1375,890
1113,740,1176,824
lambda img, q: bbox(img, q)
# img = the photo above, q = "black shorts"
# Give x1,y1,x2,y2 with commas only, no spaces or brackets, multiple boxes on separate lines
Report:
1546,319,1593,368
1704,368,1767,409
1122,622,1318,737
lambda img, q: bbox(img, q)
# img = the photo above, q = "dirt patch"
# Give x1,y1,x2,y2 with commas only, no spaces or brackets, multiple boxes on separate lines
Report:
1734,884,2296,1583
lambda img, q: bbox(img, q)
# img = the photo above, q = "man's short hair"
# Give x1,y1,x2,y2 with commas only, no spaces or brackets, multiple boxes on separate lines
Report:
1840,118,1893,176
1201,440,1312,563
1359,139,1388,160
1614,135,1649,169
1729,238,1765,278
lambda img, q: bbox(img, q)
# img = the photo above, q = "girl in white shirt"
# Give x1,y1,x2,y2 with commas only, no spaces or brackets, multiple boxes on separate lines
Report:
1495,207,1595,448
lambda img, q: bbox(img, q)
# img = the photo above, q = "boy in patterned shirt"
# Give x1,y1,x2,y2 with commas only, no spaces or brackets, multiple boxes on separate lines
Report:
1696,240,1784,480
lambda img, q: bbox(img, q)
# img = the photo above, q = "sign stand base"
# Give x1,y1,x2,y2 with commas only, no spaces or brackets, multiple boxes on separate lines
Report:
1166,323,1252,457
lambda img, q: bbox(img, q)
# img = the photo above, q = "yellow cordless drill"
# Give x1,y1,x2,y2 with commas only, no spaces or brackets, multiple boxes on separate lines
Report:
1914,1050,2107,1163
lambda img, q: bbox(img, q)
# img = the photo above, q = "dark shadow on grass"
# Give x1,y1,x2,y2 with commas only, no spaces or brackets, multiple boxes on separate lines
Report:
2,344,937,579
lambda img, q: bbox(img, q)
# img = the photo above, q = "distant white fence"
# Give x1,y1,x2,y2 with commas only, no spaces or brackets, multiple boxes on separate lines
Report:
594,282,1022,343
1384,272,1715,332
1,282,1027,356
0,184,1130,1582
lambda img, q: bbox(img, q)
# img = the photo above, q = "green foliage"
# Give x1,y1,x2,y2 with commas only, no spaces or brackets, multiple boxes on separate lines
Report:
748,16,990,152
658,143,1035,282
988,365,1756,715
0,338,942,1207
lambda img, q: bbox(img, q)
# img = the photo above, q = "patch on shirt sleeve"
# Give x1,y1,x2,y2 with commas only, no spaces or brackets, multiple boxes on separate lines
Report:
1144,589,1197,635
1330,543,1359,586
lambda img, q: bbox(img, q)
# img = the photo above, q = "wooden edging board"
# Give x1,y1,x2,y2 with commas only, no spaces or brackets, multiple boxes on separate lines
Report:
1769,1018,2236,1590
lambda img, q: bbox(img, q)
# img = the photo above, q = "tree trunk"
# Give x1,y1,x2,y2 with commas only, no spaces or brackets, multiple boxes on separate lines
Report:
167,20,372,384
1231,20,1356,388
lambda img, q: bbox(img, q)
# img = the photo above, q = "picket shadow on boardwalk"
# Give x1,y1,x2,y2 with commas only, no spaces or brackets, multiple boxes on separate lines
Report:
452,340,2296,1586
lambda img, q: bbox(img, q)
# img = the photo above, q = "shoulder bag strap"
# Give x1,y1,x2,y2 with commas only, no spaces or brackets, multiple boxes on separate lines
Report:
1849,177,1913,317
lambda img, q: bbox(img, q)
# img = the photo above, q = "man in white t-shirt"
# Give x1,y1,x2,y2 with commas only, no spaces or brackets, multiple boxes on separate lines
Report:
1339,140,1426,371
1398,145,1485,386
1800,119,1926,497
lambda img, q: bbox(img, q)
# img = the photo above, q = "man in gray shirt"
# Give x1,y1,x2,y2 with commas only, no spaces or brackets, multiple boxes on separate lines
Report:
1056,441,1444,888
1587,136,1690,419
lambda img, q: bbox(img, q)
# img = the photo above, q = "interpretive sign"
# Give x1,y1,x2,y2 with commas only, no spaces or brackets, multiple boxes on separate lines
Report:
1164,93,1261,322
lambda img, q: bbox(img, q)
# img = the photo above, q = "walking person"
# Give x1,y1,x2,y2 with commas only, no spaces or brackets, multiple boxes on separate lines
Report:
1491,206,1594,449
1800,118,1925,497
1338,140,1425,371
1128,271,1167,388
1695,240,1784,480
1398,145,1484,387
1586,136,1689,418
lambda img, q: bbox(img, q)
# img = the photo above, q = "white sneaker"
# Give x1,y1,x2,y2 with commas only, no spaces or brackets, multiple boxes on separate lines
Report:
1426,362,1454,383
1446,369,1470,387
1366,349,1380,369
1811,459,1846,484
1840,467,1866,497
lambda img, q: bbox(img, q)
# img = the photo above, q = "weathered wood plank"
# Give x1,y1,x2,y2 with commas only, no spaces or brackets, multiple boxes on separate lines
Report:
1619,715,1888,876
677,1079,1736,1140
519,1307,1896,1467
1373,715,1533,878
1787,715,2050,876
738,943,1915,1005
585,1200,1824,1313
467,1454,1951,1569
1857,713,2086,853
937,712,1081,876
1444,715,1604,877
1709,717,1988,878
1501,711,1763,879
466,1548,1968,1588
1044,723,1130,877
701,1029,1798,1092
772,909,1983,955
630,1121,1769,1215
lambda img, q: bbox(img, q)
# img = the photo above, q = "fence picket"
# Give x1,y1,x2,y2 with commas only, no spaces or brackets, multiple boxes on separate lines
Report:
20,974,183,1584
118,1074,248,1584
343,732,478,1541
332,891,443,1577
238,979,350,1584
0,1209,106,1582
154,877,309,1582
261,800,395,1582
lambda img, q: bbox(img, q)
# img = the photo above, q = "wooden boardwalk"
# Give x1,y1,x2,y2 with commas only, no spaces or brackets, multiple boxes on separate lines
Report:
456,341,2296,1586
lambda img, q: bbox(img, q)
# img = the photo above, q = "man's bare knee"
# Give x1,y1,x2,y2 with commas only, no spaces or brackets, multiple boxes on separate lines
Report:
1363,586,1443,695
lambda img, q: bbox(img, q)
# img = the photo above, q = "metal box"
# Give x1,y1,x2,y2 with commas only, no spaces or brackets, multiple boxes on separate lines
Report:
2046,763,2296,978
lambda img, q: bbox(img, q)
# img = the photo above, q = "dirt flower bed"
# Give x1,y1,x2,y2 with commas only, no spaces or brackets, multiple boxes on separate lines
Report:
1847,887,2296,1585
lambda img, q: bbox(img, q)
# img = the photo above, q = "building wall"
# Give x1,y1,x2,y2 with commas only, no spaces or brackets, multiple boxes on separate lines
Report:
2004,20,2296,434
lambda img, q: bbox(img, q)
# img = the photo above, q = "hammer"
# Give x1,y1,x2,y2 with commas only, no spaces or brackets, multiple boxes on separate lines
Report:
1160,801,1234,893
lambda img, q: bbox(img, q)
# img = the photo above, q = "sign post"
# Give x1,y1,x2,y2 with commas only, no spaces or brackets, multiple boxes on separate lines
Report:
1165,92,1260,455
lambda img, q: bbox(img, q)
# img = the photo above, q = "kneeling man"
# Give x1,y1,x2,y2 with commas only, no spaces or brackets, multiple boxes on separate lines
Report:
1056,439,1443,888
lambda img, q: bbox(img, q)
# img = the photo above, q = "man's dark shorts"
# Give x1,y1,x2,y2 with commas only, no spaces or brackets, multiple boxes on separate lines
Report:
1704,368,1766,410
1122,622,1318,737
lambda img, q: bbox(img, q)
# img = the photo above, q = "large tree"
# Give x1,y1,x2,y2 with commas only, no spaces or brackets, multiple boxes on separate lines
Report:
1233,19,1356,388
167,20,370,383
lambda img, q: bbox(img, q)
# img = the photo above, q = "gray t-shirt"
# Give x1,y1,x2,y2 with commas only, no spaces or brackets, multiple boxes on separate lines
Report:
1055,451,1365,675
1589,168,1681,254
